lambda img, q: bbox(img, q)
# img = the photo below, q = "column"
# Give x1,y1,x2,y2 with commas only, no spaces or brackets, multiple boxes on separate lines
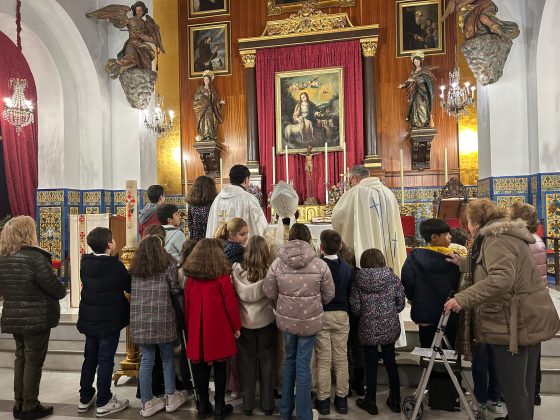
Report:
360,38,382,169
241,50,260,174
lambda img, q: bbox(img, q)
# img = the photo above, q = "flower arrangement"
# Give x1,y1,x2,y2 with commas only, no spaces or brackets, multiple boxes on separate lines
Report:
328,180,348,207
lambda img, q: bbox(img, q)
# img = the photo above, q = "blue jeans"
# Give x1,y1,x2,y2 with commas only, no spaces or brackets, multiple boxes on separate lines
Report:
471,344,501,404
79,333,120,407
280,332,316,420
139,342,176,403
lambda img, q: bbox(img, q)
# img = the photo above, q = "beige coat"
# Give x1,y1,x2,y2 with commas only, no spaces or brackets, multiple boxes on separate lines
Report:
455,219,560,353
232,263,275,329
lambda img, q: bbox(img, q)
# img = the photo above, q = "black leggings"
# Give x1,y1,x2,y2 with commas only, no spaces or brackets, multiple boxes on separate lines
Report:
192,361,227,405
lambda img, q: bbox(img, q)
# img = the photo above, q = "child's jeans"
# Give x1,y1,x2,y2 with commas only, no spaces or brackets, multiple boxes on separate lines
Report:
139,342,176,403
280,332,316,420
79,333,120,407
472,343,501,404
364,343,400,402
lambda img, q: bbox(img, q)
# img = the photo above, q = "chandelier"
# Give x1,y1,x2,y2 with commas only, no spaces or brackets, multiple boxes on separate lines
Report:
143,94,174,136
439,67,475,119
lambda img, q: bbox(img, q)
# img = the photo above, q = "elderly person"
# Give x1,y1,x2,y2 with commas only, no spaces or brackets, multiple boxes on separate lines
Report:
0,216,67,420
444,199,560,420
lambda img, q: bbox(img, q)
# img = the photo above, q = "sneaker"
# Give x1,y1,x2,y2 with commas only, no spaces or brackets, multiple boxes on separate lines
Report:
230,391,241,399
20,404,53,420
196,401,213,419
77,394,96,413
166,390,188,412
334,396,348,414
139,397,165,417
356,398,378,415
535,394,542,406
386,396,401,413
13,404,22,419
478,403,487,418
214,403,234,420
312,409,319,420
488,400,504,414
314,397,330,415
96,395,129,418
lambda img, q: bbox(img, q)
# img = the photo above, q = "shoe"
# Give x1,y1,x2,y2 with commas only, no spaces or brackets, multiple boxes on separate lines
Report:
314,397,330,415
478,403,487,416
488,400,504,414
243,409,253,416
96,395,129,417
77,394,96,413
166,390,188,412
20,404,54,420
334,396,348,414
13,404,22,419
535,394,542,406
213,402,233,420
312,409,319,420
196,401,213,419
356,398,378,415
139,397,165,417
230,391,241,399
264,409,273,416
386,396,401,413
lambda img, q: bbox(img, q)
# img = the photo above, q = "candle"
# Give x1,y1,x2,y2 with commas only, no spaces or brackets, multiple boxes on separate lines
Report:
183,157,188,195
324,142,329,206
124,180,138,248
272,146,276,186
342,141,347,181
220,158,223,190
444,147,448,182
285,145,289,183
400,149,405,207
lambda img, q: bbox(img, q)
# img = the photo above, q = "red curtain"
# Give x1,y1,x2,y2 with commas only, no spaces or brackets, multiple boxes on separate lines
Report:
256,40,364,206
0,31,38,217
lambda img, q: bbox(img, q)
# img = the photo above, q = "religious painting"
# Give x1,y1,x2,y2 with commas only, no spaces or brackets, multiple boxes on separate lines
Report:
189,0,230,19
188,21,231,78
267,0,356,16
396,0,445,58
275,67,344,154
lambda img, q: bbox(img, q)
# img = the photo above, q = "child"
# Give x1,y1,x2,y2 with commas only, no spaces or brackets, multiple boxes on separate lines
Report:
157,203,186,264
129,235,188,417
314,230,353,415
232,236,276,416
178,239,198,288
183,239,241,420
264,223,335,420
77,227,131,416
350,249,405,415
186,175,218,240
450,227,468,257
139,185,165,237
215,217,249,265
143,224,166,239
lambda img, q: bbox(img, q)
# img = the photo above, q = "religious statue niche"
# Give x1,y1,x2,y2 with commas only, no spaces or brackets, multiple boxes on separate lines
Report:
442,0,520,85
86,2,164,109
398,50,437,170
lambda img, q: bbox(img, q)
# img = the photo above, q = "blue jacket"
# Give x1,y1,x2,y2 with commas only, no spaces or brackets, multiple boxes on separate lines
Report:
321,257,353,312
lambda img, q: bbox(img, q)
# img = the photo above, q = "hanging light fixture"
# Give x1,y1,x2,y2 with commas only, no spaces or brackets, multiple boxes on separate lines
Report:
143,94,174,136
2,0,34,134
439,67,475,119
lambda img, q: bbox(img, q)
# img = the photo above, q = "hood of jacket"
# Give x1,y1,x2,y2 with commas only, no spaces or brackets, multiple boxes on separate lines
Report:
408,247,453,274
478,218,535,244
277,240,316,269
218,185,246,200
81,254,121,277
356,267,395,294
139,203,158,224
232,263,265,302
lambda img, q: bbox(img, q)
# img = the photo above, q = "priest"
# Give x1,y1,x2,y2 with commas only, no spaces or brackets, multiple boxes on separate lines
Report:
206,164,268,238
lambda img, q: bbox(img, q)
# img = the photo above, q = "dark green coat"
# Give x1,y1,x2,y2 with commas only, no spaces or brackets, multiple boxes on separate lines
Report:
0,246,66,334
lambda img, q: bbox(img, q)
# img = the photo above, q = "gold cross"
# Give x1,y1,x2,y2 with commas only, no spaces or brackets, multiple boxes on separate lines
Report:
219,209,228,223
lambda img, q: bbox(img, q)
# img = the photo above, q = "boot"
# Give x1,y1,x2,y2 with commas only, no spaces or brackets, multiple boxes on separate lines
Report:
20,404,54,420
334,396,348,414
386,395,401,413
213,398,233,420
314,397,330,415
356,398,378,415
196,399,213,419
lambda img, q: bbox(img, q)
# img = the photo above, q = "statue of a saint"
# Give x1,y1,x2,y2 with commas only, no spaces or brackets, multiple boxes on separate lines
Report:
192,70,225,142
398,51,436,129
299,146,320,204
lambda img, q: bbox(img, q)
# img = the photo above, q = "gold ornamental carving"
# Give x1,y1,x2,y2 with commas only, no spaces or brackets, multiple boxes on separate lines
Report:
240,51,257,68
360,39,378,57
267,0,355,16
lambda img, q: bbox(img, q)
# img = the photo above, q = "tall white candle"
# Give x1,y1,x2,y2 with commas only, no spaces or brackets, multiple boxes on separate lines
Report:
125,179,138,248
272,147,276,186
220,158,223,190
343,142,347,181
285,146,289,183
400,149,405,207
324,142,329,206
444,147,448,183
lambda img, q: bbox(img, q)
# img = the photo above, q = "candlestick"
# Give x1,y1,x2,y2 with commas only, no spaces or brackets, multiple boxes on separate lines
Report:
272,146,276,186
399,149,405,207
220,158,223,190
285,145,289,183
324,142,329,206
444,147,448,183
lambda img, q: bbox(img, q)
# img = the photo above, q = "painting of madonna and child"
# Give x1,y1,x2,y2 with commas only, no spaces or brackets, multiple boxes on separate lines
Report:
275,67,344,154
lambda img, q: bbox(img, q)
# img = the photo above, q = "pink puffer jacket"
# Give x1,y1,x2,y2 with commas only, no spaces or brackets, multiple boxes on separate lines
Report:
530,233,547,285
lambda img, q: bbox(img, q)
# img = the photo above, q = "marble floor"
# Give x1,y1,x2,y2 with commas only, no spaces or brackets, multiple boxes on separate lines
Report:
0,369,559,420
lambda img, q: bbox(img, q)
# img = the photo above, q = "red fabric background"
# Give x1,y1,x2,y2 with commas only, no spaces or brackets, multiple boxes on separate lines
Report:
0,31,38,217
256,41,364,205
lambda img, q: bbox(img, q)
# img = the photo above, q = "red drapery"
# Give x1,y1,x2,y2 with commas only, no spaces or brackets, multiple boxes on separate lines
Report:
256,41,364,206
0,31,38,217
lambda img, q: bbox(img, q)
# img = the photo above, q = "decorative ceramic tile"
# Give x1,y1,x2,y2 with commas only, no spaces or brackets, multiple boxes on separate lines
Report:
82,191,102,207
530,175,538,195
115,206,126,217
477,178,491,198
113,191,126,207
67,190,81,206
104,191,113,213
493,177,529,195
165,195,187,208
69,207,79,216
497,195,525,213
85,207,100,214
541,174,560,192
36,190,64,206
545,193,560,238
38,206,62,259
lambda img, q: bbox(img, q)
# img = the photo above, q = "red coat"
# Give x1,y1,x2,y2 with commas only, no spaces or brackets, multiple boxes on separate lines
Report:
184,274,241,362
139,212,160,237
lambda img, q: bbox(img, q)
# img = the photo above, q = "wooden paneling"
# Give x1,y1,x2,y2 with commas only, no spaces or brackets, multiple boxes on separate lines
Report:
179,0,458,187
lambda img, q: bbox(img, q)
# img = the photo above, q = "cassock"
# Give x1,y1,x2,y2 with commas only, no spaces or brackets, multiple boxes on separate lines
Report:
206,185,268,238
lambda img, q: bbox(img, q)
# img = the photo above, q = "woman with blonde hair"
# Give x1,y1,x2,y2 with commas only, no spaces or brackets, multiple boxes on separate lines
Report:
0,216,66,420
214,217,249,265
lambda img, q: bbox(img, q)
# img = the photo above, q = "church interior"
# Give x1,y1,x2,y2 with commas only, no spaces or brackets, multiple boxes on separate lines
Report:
1,0,560,419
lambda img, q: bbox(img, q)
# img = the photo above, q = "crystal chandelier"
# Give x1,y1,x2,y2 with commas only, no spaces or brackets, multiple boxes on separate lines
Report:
143,94,174,136
439,67,475,119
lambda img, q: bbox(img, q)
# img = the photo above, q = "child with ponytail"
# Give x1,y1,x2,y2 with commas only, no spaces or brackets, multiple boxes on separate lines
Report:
214,217,249,265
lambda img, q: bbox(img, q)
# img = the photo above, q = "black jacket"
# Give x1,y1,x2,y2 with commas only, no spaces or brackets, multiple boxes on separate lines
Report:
321,257,353,312
77,254,132,337
401,248,460,325
224,241,244,265
0,246,66,334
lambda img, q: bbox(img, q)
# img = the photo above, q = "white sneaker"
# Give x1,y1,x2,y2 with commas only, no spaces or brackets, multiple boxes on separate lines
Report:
77,394,96,413
140,397,165,417
165,390,188,412
96,395,129,417
488,400,504,414
312,408,319,420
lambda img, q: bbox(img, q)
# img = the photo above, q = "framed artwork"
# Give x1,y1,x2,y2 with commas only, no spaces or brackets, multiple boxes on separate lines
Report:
396,0,445,58
188,21,231,79
267,0,356,16
188,0,230,19
275,67,344,154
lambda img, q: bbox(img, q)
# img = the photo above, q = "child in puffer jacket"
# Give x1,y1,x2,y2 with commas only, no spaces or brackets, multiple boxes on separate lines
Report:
264,223,335,420
350,248,405,416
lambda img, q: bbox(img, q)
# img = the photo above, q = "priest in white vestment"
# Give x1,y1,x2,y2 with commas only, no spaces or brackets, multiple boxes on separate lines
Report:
206,164,269,238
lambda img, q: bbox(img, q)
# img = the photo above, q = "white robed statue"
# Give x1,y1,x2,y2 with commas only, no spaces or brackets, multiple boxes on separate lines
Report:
206,164,268,238
332,165,407,347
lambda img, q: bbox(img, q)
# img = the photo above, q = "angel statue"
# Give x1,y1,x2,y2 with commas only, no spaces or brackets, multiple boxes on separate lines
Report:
398,51,436,129
192,70,225,142
86,1,165,109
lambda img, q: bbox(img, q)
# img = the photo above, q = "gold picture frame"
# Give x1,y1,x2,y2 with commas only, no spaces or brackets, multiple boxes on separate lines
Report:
275,67,345,154
396,0,445,58
267,0,355,16
188,0,230,19
188,21,231,79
